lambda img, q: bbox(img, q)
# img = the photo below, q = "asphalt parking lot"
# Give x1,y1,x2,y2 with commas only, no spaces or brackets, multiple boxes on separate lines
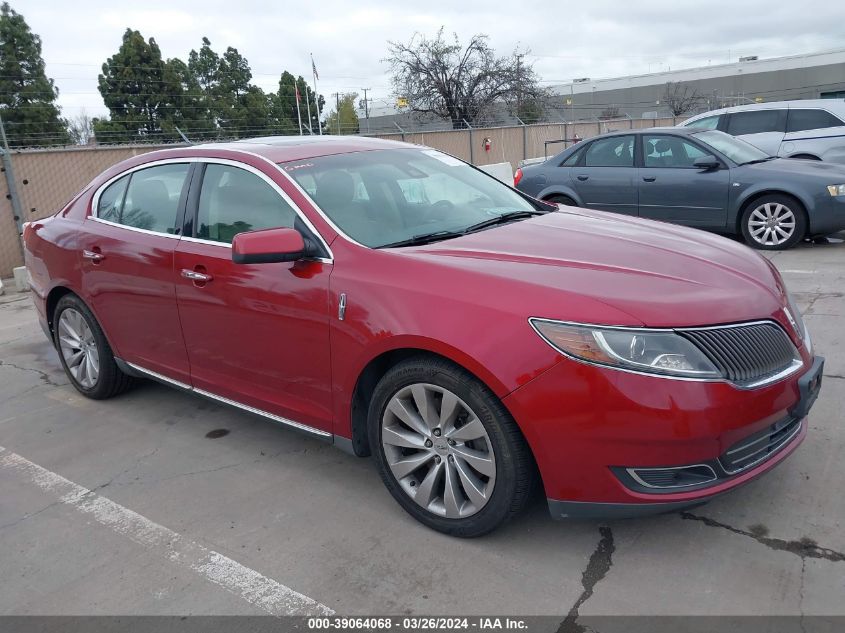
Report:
1,235,844,623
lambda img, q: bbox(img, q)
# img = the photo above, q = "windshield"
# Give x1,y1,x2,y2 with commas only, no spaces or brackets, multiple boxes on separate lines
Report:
692,130,769,164
281,148,542,248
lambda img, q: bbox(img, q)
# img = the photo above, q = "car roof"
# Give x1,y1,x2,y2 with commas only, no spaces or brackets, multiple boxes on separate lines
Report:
192,134,412,162
685,98,845,121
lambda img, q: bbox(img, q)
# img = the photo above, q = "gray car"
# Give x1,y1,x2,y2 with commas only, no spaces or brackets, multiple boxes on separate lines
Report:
680,100,845,164
514,128,845,249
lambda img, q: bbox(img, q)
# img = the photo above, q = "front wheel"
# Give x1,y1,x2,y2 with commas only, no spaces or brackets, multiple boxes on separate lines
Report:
740,194,807,250
368,357,534,537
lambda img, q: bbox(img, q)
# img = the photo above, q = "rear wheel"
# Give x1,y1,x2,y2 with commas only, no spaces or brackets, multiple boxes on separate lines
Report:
740,194,807,250
53,294,134,399
368,357,534,537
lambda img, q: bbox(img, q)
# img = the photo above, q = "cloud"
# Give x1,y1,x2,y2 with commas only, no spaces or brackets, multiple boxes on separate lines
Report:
15,0,845,119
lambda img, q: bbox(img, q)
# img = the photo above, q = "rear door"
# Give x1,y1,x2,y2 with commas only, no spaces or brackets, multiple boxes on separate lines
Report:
173,159,334,433
725,109,786,155
571,135,638,216
79,162,193,383
638,134,729,228
782,107,845,157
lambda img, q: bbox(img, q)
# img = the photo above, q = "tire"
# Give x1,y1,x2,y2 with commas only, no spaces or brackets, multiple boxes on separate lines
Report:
53,294,134,399
740,194,807,250
368,357,534,537
546,194,577,207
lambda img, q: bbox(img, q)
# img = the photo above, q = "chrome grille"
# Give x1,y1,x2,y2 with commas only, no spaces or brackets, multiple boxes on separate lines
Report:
720,416,802,474
680,322,797,385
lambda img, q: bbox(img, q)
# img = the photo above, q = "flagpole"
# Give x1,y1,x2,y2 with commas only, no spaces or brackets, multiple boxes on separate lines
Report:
304,86,313,135
311,53,323,135
294,80,303,135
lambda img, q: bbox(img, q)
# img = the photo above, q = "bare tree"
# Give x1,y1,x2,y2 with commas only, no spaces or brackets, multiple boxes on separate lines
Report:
386,28,547,129
67,108,95,144
662,82,702,116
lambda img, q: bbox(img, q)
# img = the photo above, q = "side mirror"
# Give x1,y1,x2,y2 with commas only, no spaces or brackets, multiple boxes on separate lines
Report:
693,155,721,170
232,227,307,264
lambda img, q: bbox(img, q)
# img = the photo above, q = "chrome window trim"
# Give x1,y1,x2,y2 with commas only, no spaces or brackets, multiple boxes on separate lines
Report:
88,155,334,263
125,361,331,439
528,317,804,389
89,217,181,239
626,464,718,489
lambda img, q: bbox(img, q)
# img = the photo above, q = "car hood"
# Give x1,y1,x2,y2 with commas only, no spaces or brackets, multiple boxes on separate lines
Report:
403,209,787,328
739,157,845,178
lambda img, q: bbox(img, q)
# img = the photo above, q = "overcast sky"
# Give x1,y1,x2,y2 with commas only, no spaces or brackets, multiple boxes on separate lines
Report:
19,0,845,121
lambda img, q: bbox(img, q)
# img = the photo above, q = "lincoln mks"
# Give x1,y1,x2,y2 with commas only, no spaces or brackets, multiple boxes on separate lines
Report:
24,136,823,536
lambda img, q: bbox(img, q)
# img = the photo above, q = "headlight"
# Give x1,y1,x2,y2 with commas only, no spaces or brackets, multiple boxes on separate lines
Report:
785,292,812,354
827,184,845,196
530,319,721,378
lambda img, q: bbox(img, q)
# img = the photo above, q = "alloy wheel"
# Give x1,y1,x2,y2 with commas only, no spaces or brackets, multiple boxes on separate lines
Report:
58,308,100,389
748,202,796,247
381,383,497,519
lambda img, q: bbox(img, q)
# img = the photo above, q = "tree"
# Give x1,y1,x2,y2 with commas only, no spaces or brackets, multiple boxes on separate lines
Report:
324,93,359,135
0,2,69,146
274,70,323,134
662,81,702,116
95,29,187,142
67,108,94,144
386,28,546,129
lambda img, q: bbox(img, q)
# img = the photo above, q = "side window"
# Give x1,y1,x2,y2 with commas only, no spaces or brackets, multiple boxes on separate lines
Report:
97,175,129,223
583,136,635,167
643,136,709,168
726,110,784,135
684,115,721,130
99,164,189,233
197,164,297,244
787,109,845,133
561,147,584,166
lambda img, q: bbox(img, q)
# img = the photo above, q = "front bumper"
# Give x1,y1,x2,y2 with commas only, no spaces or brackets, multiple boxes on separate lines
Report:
503,354,823,519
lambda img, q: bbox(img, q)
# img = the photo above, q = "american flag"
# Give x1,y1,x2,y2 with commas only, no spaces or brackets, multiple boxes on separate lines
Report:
295,82,301,103
311,56,319,81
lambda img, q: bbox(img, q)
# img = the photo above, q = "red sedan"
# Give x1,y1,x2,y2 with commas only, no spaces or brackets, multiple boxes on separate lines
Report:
23,136,823,536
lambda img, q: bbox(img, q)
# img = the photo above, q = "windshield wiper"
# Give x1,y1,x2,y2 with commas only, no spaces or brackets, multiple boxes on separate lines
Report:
741,156,778,165
376,230,466,249
461,210,545,235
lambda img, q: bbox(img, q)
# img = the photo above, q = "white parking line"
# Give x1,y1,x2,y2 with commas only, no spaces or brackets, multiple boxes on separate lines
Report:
780,270,817,274
0,445,333,616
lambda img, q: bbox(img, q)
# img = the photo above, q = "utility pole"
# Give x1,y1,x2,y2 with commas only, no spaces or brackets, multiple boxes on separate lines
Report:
332,92,341,134
361,88,371,134
0,111,25,254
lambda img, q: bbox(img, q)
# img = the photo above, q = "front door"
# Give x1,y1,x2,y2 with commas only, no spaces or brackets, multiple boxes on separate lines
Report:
638,134,729,228
174,160,334,433
79,162,193,383
571,135,638,216
726,109,786,156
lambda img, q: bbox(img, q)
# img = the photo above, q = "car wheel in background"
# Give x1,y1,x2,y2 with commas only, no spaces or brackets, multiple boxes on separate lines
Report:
368,357,535,537
740,194,807,250
53,294,134,399
545,194,577,207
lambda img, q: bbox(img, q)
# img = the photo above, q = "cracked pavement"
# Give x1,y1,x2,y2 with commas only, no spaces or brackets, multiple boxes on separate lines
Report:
1,235,844,622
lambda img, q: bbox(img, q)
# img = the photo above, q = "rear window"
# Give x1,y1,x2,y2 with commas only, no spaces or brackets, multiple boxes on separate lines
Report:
727,110,784,135
787,109,845,133
684,115,721,130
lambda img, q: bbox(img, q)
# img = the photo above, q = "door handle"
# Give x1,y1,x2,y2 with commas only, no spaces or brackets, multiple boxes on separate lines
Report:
642,176,656,182
181,269,213,283
576,175,589,181
82,249,104,262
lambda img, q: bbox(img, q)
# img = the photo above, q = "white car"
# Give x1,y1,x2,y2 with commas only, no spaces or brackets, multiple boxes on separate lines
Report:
681,100,845,164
